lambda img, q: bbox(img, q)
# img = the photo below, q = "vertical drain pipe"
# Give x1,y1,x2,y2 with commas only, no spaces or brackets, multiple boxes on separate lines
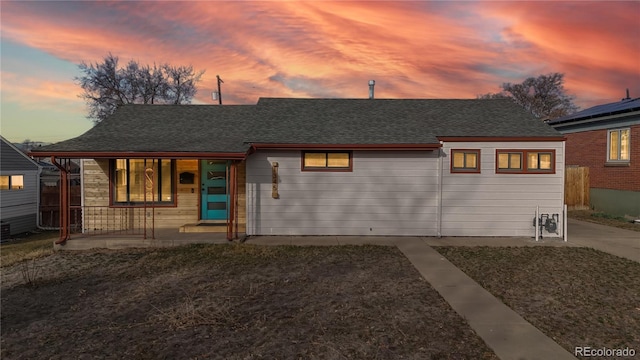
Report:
535,206,540,241
437,146,444,238
563,204,568,242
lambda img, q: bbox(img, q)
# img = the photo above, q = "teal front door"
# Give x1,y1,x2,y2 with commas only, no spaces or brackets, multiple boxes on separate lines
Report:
201,160,229,220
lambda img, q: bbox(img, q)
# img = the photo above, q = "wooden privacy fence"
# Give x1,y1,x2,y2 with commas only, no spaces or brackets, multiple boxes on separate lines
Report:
40,183,82,228
565,166,589,210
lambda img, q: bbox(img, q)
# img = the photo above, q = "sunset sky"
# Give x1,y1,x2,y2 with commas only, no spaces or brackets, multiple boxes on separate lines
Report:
1,1,639,143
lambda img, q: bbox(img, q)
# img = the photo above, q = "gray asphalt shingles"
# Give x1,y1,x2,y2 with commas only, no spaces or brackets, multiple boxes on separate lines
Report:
34,98,561,154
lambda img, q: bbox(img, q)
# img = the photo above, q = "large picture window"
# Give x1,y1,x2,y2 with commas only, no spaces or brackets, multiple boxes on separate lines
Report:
496,150,555,174
111,159,175,205
302,151,352,171
608,128,630,162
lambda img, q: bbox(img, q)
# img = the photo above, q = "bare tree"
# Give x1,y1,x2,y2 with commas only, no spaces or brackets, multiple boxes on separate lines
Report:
479,73,579,119
76,53,204,123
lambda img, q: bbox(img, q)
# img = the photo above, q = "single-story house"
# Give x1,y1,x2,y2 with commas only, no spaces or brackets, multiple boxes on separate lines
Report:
31,98,566,244
548,97,639,217
1,135,41,239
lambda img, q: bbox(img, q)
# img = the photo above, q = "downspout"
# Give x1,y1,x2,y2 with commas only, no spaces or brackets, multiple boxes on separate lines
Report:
50,156,70,244
437,146,444,238
36,162,44,230
561,141,567,242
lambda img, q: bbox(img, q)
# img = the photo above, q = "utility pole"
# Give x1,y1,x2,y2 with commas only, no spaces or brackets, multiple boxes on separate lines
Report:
216,75,224,105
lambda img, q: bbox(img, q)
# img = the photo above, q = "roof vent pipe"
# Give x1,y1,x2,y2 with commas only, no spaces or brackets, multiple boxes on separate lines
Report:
623,88,630,100
368,80,375,99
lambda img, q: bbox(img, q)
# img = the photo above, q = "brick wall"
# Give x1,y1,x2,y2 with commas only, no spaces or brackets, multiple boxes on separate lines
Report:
565,124,640,191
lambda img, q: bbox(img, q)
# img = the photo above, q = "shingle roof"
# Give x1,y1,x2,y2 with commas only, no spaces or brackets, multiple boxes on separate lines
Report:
33,98,561,155
34,105,259,154
548,97,640,125
253,98,561,142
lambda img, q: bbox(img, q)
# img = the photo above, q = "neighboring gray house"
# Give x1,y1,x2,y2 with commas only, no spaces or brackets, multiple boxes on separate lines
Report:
1,135,40,238
32,98,567,243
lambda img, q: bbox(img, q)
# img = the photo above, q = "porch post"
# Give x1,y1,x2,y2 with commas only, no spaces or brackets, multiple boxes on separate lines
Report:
227,161,237,241
51,156,70,244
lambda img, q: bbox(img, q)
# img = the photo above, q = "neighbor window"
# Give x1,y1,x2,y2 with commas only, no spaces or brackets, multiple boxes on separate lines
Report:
0,175,24,190
451,149,480,173
111,159,175,205
496,150,555,174
302,151,352,171
608,128,630,162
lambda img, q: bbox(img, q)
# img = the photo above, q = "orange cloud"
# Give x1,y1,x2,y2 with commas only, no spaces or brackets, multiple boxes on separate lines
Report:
1,0,638,111
481,1,640,103
0,70,83,112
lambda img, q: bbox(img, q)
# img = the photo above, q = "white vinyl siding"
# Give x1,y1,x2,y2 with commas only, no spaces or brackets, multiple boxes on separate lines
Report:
0,137,40,235
441,141,565,237
0,169,39,235
246,150,439,236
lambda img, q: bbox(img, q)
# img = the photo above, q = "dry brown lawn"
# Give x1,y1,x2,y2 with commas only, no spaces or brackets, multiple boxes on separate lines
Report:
0,231,57,267
435,246,640,358
1,244,497,360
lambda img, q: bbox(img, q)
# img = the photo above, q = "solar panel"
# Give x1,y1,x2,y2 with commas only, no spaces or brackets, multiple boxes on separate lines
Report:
549,97,640,124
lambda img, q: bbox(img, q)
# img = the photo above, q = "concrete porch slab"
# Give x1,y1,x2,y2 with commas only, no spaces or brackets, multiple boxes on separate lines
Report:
180,223,246,233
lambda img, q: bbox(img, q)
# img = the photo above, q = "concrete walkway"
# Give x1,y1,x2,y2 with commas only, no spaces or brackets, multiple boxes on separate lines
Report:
566,219,640,263
395,238,576,360
247,235,576,360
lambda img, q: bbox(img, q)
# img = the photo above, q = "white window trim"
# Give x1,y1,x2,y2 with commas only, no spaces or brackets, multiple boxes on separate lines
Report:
607,128,631,163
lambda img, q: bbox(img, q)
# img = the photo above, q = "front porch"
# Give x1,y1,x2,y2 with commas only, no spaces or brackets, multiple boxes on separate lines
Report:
48,157,247,246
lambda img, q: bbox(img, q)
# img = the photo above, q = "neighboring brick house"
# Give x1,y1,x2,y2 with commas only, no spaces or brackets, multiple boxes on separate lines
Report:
549,97,640,217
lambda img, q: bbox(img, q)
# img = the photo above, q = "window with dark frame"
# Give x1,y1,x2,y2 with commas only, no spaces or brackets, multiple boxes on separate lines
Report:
496,150,555,174
497,152,523,171
451,149,480,173
302,151,352,171
110,159,175,205
527,152,553,171
0,175,24,190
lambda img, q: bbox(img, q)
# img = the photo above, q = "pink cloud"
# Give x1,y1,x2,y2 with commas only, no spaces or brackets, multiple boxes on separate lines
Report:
0,70,83,111
1,1,638,110
481,1,640,104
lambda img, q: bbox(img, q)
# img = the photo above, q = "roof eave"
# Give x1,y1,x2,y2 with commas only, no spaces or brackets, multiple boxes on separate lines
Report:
437,136,566,142
28,151,248,160
248,143,442,151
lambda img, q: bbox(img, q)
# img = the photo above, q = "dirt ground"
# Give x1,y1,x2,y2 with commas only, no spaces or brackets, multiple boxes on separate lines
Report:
1,244,497,360
435,246,640,358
